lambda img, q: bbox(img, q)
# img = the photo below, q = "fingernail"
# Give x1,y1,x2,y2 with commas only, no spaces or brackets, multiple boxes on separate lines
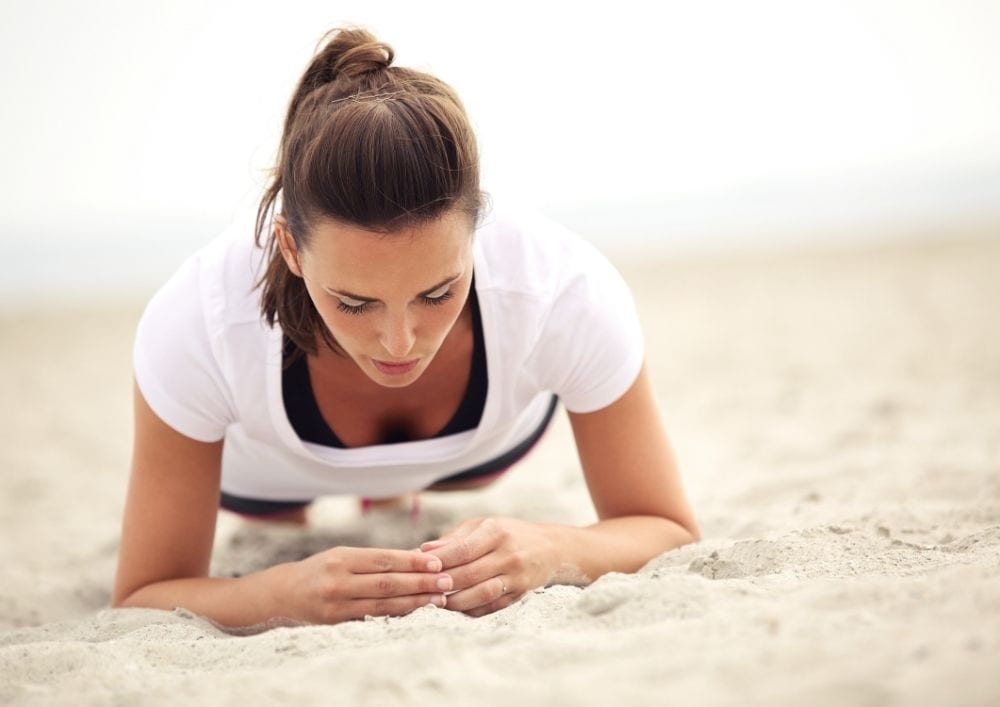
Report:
433,594,447,607
436,575,453,591
426,558,442,572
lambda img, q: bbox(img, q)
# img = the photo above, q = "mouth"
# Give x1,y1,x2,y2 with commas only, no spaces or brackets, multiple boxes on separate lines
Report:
372,358,420,375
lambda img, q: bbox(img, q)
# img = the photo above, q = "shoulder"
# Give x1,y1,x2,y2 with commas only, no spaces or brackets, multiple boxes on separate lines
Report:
474,201,623,303
474,201,645,414
133,207,267,441
141,207,266,335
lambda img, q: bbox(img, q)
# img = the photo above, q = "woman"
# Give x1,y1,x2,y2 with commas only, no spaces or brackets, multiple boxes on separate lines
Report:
112,27,700,627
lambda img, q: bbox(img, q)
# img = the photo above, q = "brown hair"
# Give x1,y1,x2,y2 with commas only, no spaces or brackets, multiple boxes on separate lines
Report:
255,26,487,356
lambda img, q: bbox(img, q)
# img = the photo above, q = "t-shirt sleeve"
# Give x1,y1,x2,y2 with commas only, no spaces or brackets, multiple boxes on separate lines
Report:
531,245,645,414
133,256,235,442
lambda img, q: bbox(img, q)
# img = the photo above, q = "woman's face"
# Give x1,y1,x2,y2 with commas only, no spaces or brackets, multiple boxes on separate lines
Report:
279,210,475,389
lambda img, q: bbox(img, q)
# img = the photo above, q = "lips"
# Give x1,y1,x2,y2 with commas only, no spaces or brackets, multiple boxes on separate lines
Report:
372,358,420,375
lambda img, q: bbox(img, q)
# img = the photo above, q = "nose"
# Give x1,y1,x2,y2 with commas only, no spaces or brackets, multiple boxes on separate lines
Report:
378,308,416,359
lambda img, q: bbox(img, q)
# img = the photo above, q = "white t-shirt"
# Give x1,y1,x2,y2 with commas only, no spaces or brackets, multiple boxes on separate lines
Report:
133,203,644,500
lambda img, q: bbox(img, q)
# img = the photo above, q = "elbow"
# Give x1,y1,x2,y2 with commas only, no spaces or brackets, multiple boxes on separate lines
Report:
110,580,143,609
682,516,703,544
666,515,701,546
686,525,703,544
644,512,702,548
110,590,133,609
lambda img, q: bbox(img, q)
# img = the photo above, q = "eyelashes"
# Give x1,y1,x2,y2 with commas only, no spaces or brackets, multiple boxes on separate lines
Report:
335,290,455,316
422,290,455,307
335,302,369,315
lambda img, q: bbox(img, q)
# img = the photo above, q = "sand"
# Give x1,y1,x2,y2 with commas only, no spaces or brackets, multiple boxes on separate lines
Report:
1,235,998,706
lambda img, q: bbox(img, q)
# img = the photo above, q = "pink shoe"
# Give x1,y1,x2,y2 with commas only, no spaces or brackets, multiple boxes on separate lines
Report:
360,494,421,520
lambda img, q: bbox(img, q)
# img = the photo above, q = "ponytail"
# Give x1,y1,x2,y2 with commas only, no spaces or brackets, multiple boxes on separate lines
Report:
255,26,486,357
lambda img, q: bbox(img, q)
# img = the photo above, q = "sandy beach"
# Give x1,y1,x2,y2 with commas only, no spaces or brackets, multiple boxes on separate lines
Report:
1,235,998,706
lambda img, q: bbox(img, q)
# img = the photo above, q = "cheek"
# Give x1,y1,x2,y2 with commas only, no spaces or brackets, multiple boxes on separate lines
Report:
311,300,366,344
425,298,465,335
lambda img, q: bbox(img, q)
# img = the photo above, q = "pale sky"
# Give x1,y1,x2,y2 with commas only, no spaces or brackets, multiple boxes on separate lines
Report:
1,0,999,301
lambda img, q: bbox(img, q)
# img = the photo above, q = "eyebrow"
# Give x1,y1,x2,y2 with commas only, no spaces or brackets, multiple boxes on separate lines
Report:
323,272,462,303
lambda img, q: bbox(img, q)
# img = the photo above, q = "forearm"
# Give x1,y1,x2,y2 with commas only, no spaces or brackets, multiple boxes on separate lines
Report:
542,515,698,585
114,564,290,630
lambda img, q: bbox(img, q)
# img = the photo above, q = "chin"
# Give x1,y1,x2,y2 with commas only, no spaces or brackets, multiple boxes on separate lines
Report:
371,372,423,389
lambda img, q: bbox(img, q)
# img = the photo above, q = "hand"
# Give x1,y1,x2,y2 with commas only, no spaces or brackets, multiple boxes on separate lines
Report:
419,517,556,617
269,546,454,624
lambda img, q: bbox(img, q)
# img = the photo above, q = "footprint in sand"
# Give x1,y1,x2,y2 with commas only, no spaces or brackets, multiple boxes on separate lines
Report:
688,551,746,580
687,540,790,580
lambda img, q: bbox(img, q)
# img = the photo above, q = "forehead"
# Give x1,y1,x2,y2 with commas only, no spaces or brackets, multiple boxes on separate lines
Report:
302,211,473,286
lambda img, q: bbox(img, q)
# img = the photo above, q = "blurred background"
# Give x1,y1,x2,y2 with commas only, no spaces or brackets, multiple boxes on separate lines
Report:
1,0,999,309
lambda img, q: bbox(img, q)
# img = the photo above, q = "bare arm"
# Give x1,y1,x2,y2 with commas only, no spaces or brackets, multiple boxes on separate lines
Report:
553,360,701,579
112,381,227,606
112,382,451,628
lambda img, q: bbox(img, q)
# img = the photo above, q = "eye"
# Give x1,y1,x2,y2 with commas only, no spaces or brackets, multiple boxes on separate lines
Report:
336,296,371,316
421,288,454,307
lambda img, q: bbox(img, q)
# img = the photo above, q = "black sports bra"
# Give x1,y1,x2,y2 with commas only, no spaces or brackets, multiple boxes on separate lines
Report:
282,279,488,447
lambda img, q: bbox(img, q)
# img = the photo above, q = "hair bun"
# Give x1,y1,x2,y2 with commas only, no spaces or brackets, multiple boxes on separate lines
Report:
323,28,393,80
